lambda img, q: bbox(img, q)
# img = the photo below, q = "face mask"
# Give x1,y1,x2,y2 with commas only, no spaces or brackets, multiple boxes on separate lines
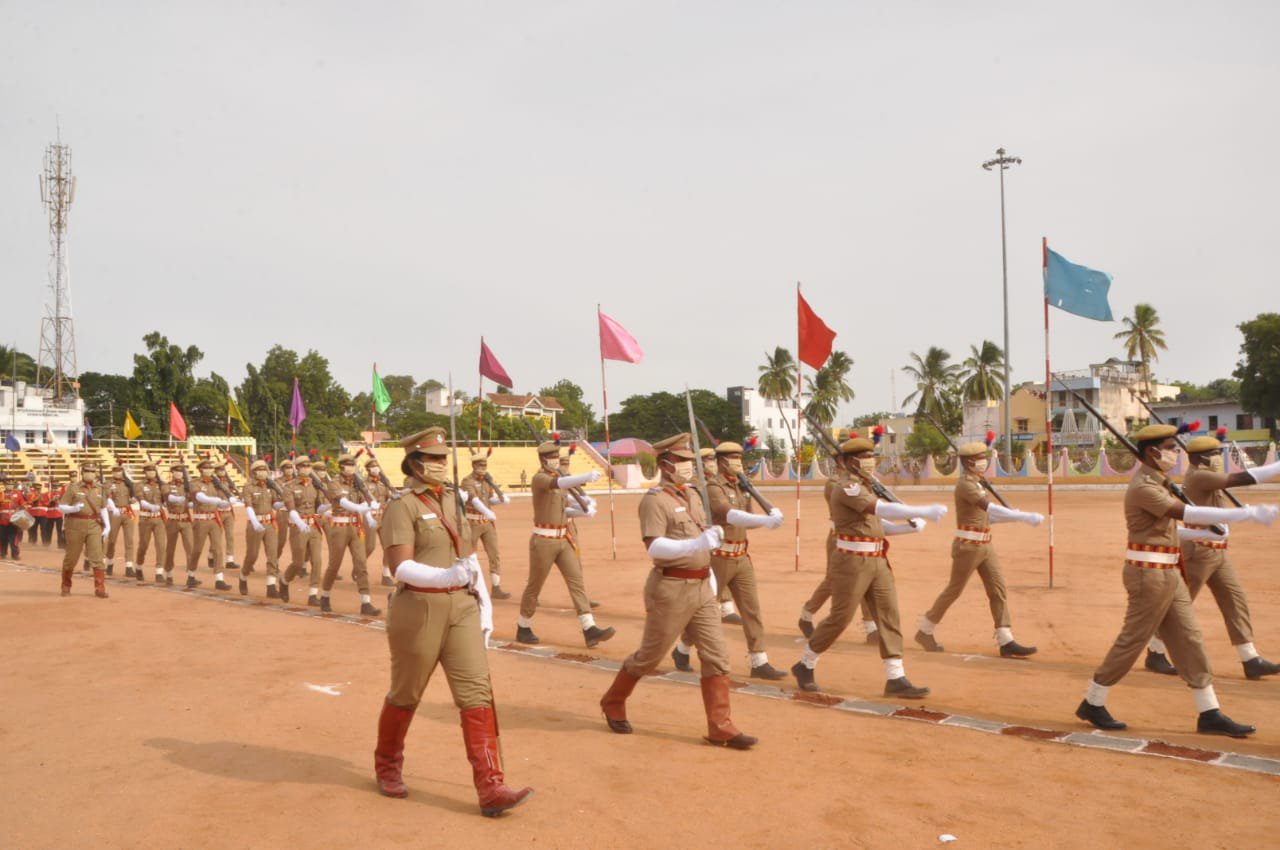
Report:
113,471,124,480
83,472,97,484
667,460,694,484
145,471,157,479
971,459,989,474
201,471,212,479
542,455,558,470
173,472,185,482
422,459,448,485
368,466,380,476
1154,449,1178,472
255,470,268,481
340,465,355,478
1209,455,1224,473
858,458,878,477
724,458,744,476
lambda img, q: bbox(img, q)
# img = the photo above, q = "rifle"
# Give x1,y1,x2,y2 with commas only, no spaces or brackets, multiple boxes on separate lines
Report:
1131,392,1244,508
460,435,507,503
683,386,713,519
1056,381,1224,535
918,412,1012,508
521,417,590,512
689,412,777,514
797,405,903,504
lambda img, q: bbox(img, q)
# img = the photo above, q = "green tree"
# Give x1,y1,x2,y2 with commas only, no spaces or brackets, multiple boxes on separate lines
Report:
902,346,960,419
1170,377,1242,402
757,347,796,404
79,371,139,434
851,411,893,428
236,345,353,452
1113,302,1168,399
804,350,855,427
539,379,597,435
1235,313,1280,425
131,332,204,428
0,345,37,383
904,418,951,459
607,390,749,445
959,340,1006,401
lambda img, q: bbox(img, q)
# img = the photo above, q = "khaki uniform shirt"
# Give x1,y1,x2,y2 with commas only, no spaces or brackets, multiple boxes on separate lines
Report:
461,471,498,505
325,476,367,517
955,473,990,529
1182,467,1229,511
162,482,189,515
189,478,223,515
107,479,133,509
283,479,321,516
1125,465,1180,547
639,484,709,570
60,481,106,518
707,475,751,544
134,480,165,512
829,470,884,539
242,481,277,517
382,483,474,566
367,477,391,506
531,470,567,526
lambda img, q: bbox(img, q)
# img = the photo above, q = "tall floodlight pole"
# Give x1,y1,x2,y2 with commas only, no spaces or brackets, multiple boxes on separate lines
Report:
37,129,79,400
982,147,1021,471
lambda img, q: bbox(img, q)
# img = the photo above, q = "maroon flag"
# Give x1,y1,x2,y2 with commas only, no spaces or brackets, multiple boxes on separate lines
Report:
479,338,512,387
798,291,836,370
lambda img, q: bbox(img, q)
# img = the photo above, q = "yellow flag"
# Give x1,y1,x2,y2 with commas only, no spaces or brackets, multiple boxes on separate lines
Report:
228,397,251,434
123,410,142,440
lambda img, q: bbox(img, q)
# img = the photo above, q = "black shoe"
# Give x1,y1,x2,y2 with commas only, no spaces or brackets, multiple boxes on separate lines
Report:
83,560,90,572
1000,640,1037,658
298,567,309,579
136,571,147,583
381,575,396,587
791,661,819,692
884,677,930,699
706,733,757,750
228,560,241,571
1197,708,1255,738
914,630,944,652
106,564,114,576
215,580,232,591
584,626,615,647
165,574,174,586
360,602,382,616
1243,656,1280,680
798,618,814,639
185,575,201,590
1145,650,1177,675
515,626,540,645
750,662,787,681
206,558,214,569
307,595,321,607
319,597,332,613
277,584,290,603
1075,700,1127,730
124,567,135,578
589,599,601,609
238,579,249,596
604,714,632,734
491,586,511,600
721,612,743,625
266,585,279,599
671,647,693,672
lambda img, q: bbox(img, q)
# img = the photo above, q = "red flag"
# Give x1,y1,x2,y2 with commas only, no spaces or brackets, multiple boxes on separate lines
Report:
798,291,836,370
479,339,513,387
598,310,643,363
168,402,188,441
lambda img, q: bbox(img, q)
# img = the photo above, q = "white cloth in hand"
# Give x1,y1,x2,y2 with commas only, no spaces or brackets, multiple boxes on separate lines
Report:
725,508,775,530
1248,504,1279,526
467,554,494,648
876,500,947,523
392,558,471,589
556,470,600,489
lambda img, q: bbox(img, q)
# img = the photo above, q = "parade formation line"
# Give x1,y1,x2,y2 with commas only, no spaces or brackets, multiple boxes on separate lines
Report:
10,561,1278,780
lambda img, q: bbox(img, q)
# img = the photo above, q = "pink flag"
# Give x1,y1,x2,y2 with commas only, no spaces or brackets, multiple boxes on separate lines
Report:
598,310,643,364
479,339,513,387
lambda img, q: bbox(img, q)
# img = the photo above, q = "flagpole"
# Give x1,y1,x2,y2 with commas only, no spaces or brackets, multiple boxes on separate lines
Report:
794,281,803,572
371,362,377,438
1043,236,1055,589
598,304,617,560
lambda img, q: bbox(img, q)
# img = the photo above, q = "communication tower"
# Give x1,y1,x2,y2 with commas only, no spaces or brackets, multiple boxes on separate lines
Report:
36,130,79,399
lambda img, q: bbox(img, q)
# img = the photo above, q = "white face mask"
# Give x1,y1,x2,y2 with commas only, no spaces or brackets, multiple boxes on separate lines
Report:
422,459,448,485
255,470,268,481
200,470,213,479
82,472,97,484
172,472,185,482
971,459,989,474
667,460,694,484
858,458,878,477
1154,449,1178,472
113,471,124,480
368,466,380,476
542,455,559,471
723,458,744,476
1208,455,1224,474
340,465,355,478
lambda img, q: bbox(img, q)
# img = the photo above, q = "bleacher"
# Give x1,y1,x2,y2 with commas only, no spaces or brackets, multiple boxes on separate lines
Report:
2,445,247,489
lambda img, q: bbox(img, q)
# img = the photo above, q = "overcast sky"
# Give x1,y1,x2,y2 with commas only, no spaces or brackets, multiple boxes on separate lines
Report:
2,1,1276,422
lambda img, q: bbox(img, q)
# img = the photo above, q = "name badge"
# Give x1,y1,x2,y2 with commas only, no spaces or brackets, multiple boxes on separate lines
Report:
674,506,686,513
420,512,437,520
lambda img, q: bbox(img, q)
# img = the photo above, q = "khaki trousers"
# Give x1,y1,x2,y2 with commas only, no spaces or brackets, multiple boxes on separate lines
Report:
1181,543,1253,647
364,518,382,558
283,523,324,587
136,517,167,567
521,536,591,618
275,509,291,558
221,511,235,561
695,555,766,653
62,518,104,572
1093,564,1212,689
188,519,225,572
242,522,280,578
164,520,192,570
803,532,877,623
385,587,492,710
808,553,904,659
924,540,1011,628
105,514,137,563
323,523,370,593
623,570,730,677
470,521,502,577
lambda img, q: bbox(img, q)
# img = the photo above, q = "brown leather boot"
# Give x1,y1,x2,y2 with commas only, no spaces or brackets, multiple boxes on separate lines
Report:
61,570,73,597
600,668,641,733
700,674,757,750
460,706,533,817
93,568,109,599
374,699,414,798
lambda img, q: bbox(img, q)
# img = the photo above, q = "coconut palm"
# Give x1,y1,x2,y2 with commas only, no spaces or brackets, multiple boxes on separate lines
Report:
0,345,37,383
1113,303,1168,399
959,340,1006,401
805,350,856,427
901,346,960,417
757,347,796,404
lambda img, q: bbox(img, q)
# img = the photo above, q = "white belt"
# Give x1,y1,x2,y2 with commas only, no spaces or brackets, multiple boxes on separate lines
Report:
1126,547,1180,565
466,512,492,523
836,538,884,555
533,526,567,539
954,529,992,543
190,512,216,521
138,511,161,518
329,516,359,526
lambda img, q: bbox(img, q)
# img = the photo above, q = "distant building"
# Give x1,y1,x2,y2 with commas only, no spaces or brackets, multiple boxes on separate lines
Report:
1148,399,1274,446
485,393,564,432
422,387,461,416
0,381,86,448
727,386,809,453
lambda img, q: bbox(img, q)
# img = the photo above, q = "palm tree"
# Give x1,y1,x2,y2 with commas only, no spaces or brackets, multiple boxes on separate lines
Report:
0,345,37,383
757,347,796,404
901,346,960,416
805,350,855,427
1113,303,1168,399
959,340,1006,401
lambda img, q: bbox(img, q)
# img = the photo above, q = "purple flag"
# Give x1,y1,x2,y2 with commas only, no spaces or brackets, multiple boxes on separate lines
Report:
289,377,307,433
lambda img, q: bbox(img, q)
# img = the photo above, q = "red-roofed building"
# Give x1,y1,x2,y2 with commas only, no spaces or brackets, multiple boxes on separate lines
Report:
486,393,565,432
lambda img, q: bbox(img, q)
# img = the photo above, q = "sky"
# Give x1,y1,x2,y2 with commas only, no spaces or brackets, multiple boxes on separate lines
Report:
2,1,1277,423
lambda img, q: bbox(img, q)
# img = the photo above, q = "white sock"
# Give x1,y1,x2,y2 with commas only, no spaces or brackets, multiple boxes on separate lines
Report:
798,607,814,623
748,651,768,668
1149,637,1167,654
266,576,277,586
884,657,905,680
215,572,225,582
863,620,879,636
1235,642,1259,662
578,613,596,630
155,568,164,576
187,570,196,579
125,561,134,568
675,639,692,654
517,615,533,628
800,644,819,669
720,601,736,616
225,556,235,564
320,590,330,599
491,574,500,587
382,567,392,578
1192,685,1219,713
995,627,1014,646
308,588,319,597
917,615,935,635
1085,680,1109,707
106,560,114,567
360,594,371,604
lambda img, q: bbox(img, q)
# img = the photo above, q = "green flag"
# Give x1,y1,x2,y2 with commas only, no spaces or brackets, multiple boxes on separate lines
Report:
372,367,392,415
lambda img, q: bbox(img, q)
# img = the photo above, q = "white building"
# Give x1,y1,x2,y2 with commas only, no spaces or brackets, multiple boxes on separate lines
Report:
1,381,87,448
423,387,462,416
726,386,809,453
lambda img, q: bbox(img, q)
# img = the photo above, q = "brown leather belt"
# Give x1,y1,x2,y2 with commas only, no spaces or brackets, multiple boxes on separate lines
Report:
661,567,709,579
401,584,468,594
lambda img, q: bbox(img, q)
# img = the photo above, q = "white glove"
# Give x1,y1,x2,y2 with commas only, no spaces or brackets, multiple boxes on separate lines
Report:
646,525,724,559
167,493,186,505
488,495,501,505
988,503,1044,526
195,491,220,507
883,519,924,536
1184,504,1277,527
272,501,285,511
139,499,159,512
707,567,719,597
468,497,497,521
502,494,511,504
100,508,111,541
1246,460,1280,484
1248,504,1279,526
289,510,309,535
339,497,370,514
364,511,378,530
218,499,232,510
1179,526,1228,542
467,554,494,648
556,470,600,489
250,519,265,533
725,508,779,530
565,502,597,519
369,500,381,512
109,502,121,517
392,558,472,588
876,501,948,523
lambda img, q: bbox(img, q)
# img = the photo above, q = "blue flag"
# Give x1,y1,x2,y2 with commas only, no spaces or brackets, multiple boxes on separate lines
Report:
1045,249,1114,322
4,433,19,452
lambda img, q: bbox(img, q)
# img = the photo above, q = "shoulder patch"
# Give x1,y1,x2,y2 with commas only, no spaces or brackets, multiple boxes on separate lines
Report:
843,482,862,497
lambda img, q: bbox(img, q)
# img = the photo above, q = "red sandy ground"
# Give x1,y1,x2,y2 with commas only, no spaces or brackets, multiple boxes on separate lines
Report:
2,488,1277,849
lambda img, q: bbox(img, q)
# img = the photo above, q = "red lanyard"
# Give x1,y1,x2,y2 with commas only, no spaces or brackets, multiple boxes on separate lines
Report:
414,489,460,557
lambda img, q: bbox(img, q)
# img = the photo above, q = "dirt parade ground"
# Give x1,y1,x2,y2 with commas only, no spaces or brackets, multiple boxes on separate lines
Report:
2,487,1278,849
